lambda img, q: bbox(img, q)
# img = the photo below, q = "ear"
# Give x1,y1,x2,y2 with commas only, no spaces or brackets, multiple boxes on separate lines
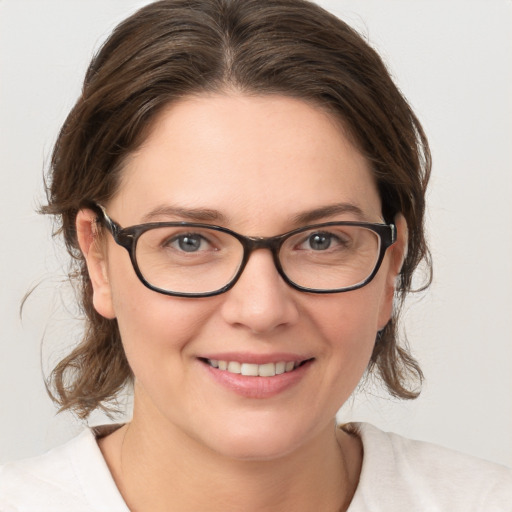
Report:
76,209,116,319
377,213,408,330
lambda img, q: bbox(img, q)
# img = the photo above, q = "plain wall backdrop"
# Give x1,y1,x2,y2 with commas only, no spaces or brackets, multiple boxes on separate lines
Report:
1,0,511,467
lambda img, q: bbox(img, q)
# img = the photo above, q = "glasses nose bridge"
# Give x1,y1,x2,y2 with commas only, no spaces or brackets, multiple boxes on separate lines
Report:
242,234,283,267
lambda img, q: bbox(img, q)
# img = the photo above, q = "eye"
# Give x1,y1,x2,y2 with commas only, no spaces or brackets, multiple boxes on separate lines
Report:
307,232,333,251
301,231,349,251
169,233,211,252
288,227,354,254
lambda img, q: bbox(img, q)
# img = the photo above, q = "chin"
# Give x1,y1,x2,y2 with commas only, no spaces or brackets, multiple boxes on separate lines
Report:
211,436,299,462
198,416,319,462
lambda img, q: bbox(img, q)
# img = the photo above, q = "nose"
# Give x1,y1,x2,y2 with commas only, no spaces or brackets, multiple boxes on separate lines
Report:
219,249,300,334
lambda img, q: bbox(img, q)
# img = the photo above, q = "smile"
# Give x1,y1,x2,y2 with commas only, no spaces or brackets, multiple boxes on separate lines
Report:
205,359,307,377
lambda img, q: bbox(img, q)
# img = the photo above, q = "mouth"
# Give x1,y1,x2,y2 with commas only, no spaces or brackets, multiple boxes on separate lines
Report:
199,358,313,377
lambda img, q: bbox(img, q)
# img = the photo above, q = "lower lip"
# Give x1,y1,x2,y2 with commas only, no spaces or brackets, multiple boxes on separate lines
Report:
200,360,313,399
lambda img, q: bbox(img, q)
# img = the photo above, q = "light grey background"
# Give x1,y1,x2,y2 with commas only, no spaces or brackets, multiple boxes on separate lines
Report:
1,0,511,467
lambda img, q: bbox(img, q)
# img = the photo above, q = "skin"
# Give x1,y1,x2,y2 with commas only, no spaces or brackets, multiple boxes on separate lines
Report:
76,93,407,512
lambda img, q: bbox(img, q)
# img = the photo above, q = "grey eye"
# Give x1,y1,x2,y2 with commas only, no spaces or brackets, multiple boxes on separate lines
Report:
308,232,332,250
175,234,206,252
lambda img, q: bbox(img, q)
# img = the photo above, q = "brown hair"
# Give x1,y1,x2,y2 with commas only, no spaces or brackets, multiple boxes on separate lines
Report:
43,0,431,419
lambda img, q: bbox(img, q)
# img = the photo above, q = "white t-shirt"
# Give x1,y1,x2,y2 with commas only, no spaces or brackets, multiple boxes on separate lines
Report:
1,423,511,511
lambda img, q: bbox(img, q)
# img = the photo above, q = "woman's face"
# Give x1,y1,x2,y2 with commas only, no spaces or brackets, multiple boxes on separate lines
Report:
81,94,404,460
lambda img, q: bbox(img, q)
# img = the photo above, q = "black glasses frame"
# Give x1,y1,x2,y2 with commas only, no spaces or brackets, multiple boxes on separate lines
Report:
91,203,396,297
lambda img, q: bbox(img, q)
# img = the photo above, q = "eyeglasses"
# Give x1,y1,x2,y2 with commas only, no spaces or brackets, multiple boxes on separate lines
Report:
92,204,396,297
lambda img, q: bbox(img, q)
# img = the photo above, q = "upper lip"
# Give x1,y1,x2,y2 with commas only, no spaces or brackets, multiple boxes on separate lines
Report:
198,352,313,365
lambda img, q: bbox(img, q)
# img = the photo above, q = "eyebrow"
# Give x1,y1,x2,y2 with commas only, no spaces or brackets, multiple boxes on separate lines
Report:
291,203,369,225
140,202,369,226
141,205,227,223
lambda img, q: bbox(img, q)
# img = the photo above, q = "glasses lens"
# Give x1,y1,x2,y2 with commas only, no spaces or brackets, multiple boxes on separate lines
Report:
279,225,381,290
135,226,244,294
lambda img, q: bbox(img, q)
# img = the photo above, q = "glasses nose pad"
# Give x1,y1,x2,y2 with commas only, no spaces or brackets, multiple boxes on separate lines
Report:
243,236,286,274
223,235,283,289
219,244,300,333
232,235,295,292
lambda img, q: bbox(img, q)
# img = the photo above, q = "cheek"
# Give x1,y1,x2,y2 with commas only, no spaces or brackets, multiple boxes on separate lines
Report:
105,251,218,379
113,294,224,420
114,293,216,360
307,283,385,365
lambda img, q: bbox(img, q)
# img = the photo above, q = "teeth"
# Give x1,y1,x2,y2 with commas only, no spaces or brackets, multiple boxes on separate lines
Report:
207,359,300,377
241,363,259,376
227,361,241,374
258,363,276,377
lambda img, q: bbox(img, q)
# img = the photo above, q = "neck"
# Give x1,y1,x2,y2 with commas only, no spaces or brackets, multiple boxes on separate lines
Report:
99,403,361,512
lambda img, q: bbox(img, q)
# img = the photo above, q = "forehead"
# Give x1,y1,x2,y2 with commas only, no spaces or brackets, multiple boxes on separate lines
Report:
113,93,382,230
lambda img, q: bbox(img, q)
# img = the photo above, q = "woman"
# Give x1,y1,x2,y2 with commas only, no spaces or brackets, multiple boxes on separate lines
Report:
1,0,510,510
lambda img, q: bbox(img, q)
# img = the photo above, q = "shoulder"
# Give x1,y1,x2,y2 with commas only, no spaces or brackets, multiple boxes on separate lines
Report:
344,422,512,512
0,427,128,512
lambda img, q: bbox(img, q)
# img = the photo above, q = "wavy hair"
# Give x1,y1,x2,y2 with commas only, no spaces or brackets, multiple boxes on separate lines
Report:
42,0,431,419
